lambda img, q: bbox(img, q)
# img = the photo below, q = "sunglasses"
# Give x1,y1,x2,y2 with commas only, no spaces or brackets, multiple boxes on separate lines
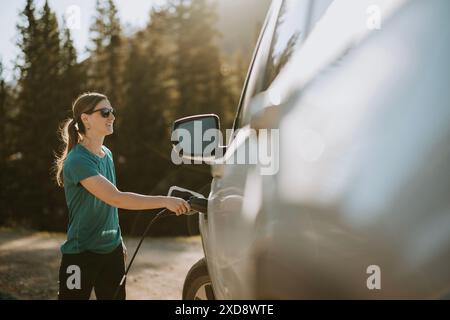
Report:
87,107,115,118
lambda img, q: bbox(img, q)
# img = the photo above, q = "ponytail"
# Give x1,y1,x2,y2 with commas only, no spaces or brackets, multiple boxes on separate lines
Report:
53,92,108,187
53,118,79,187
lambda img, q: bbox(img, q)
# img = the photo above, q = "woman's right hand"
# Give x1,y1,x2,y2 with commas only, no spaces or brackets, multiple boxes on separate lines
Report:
165,197,191,216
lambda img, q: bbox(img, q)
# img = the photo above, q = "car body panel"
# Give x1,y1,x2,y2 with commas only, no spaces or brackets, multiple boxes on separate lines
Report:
195,0,450,299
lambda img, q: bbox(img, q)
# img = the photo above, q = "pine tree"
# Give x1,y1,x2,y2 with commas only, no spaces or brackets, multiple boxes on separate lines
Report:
15,0,39,129
87,0,107,93
169,0,233,126
16,0,38,72
13,0,40,223
0,60,6,165
88,0,123,108
60,22,84,109
37,0,63,135
117,6,215,235
118,8,174,195
88,0,124,154
165,0,222,212
106,0,122,109
0,60,6,181
14,0,64,227
0,60,6,224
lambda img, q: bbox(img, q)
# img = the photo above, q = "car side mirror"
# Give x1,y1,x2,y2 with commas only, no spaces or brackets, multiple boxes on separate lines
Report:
171,114,221,163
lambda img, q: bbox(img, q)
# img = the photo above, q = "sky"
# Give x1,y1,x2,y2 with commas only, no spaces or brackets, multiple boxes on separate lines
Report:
0,0,166,82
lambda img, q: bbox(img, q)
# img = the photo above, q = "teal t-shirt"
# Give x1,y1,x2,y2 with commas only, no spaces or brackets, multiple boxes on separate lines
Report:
61,144,122,254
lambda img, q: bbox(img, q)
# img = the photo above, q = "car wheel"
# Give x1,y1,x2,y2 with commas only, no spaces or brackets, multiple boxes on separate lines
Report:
182,258,215,300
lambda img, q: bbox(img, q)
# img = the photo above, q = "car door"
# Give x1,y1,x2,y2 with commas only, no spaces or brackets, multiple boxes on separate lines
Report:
204,0,333,299
258,0,450,298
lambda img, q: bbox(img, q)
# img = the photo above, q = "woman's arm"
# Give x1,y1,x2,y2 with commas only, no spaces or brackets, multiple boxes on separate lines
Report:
80,175,190,215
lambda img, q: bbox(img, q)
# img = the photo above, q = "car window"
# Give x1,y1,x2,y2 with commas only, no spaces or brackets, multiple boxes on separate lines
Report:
263,0,334,91
235,0,335,130
234,0,310,130
232,0,283,133
261,0,310,91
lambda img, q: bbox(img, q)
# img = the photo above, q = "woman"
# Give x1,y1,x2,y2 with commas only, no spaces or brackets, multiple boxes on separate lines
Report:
54,92,190,300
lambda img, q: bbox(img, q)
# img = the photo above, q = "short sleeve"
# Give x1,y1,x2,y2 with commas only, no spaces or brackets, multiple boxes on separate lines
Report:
64,155,99,185
103,146,113,159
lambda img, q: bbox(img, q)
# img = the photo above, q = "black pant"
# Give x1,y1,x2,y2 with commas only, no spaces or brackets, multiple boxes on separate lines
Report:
58,243,126,300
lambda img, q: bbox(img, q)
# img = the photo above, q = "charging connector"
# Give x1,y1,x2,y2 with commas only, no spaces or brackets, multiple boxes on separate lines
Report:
168,186,208,215
112,186,209,299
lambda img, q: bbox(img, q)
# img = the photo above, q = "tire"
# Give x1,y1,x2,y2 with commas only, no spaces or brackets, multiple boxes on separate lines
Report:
182,258,215,300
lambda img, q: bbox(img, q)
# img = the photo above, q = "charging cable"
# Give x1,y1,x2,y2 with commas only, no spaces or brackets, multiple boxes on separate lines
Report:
112,188,208,300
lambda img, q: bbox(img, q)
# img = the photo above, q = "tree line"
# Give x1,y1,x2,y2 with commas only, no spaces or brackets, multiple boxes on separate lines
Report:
0,0,248,235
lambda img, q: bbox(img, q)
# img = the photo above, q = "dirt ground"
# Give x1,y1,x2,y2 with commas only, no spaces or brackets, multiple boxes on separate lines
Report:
0,227,203,300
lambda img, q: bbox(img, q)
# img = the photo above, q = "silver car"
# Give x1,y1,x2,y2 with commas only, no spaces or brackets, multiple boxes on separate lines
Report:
171,0,450,299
